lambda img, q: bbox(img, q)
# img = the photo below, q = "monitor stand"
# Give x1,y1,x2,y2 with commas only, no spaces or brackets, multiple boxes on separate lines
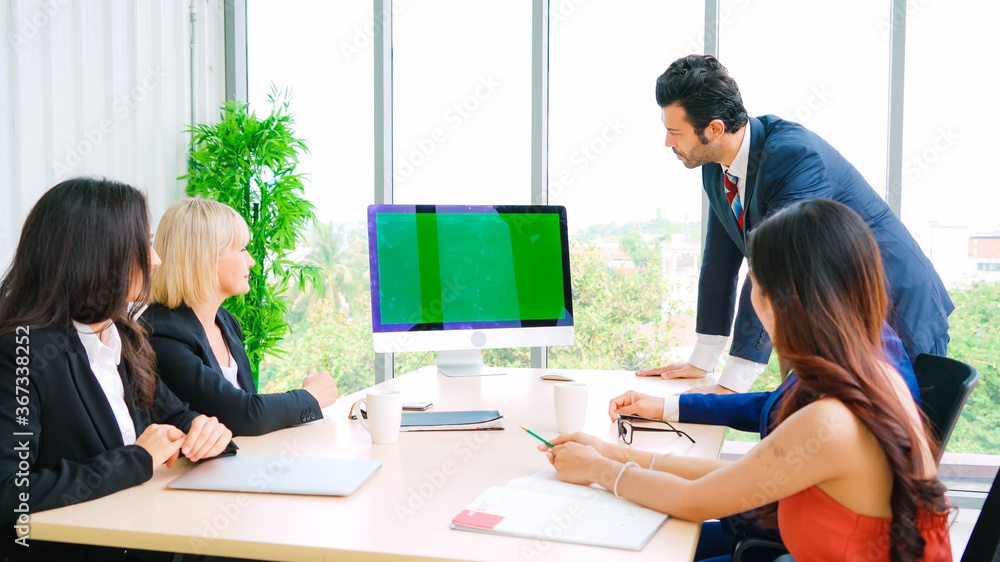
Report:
437,349,507,377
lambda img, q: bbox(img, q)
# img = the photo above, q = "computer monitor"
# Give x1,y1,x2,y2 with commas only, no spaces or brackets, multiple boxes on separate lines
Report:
367,204,574,376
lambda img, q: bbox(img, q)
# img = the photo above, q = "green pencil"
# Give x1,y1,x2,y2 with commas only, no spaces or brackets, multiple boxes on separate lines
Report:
521,426,554,448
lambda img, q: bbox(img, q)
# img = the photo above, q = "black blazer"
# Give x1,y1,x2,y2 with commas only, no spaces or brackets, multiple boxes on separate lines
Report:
0,324,213,530
142,304,321,436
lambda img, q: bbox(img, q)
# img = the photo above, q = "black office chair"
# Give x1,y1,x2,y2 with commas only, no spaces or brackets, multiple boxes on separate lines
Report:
733,354,979,561
912,354,980,462
962,468,1000,561
732,535,789,561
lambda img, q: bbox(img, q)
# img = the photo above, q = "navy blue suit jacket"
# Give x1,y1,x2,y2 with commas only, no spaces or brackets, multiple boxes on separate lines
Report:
698,115,953,364
679,323,918,438
143,304,322,436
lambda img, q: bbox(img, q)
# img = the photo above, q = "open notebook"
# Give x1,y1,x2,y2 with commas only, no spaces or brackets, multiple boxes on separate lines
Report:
451,468,667,550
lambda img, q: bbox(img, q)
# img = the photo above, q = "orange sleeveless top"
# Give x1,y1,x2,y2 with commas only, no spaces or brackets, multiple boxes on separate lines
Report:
777,485,952,561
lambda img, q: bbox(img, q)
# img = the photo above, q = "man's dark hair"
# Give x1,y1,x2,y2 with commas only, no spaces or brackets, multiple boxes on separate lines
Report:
655,55,748,135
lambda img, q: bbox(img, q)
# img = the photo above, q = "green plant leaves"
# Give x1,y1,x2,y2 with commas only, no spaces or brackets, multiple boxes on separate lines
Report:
181,87,319,386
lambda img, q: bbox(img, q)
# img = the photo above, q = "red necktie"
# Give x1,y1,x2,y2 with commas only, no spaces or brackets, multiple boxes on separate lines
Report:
723,172,744,230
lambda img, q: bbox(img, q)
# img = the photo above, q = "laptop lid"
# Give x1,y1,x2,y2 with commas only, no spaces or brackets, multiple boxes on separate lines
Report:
168,455,382,496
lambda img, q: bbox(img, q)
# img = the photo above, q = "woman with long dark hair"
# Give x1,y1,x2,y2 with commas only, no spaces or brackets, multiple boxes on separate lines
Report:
0,178,233,560
541,199,951,561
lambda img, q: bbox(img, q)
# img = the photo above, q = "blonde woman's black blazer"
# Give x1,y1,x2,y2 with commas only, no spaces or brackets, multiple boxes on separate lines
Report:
143,304,322,437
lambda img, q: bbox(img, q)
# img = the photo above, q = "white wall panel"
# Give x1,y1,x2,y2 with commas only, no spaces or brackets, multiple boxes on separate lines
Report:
0,3,15,267
0,0,227,271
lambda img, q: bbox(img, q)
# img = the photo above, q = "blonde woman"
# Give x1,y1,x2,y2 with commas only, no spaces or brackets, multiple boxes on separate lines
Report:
144,198,339,436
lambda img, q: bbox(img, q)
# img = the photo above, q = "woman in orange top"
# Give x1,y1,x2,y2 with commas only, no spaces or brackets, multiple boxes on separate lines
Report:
542,199,951,561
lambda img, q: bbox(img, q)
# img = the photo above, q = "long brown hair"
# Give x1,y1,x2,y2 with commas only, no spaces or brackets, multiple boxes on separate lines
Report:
748,199,947,561
0,178,158,409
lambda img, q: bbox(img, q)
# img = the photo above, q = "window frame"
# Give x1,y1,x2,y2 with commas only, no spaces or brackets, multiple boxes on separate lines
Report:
232,0,996,502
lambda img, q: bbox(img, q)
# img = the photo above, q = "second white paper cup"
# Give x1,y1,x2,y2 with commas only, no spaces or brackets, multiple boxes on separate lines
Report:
554,382,588,434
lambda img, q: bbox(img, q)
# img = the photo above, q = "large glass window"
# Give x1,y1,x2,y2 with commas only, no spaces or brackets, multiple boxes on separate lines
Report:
246,2,1000,482
720,0,889,198
391,2,534,373
392,1,532,206
547,0,704,371
248,0,377,395
717,0,892,444
903,0,1000,461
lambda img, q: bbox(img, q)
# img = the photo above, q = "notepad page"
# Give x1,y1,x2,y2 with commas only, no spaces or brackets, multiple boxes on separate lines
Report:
505,468,612,502
453,475,667,550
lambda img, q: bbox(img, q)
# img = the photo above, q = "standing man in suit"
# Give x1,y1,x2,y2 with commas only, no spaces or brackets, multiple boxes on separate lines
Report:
640,55,953,395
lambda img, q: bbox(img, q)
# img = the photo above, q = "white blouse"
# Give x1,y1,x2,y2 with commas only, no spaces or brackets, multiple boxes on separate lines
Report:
73,321,137,445
219,351,241,390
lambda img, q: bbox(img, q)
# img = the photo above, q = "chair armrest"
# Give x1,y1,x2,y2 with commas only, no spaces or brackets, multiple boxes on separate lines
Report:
733,535,789,561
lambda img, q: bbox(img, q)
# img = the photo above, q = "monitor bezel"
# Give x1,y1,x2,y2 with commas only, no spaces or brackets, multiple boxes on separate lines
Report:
367,204,574,335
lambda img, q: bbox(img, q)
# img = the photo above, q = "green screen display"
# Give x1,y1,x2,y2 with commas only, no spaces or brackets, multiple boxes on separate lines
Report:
375,210,568,327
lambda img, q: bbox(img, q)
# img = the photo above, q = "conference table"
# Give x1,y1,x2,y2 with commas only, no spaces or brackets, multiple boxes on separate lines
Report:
29,366,727,561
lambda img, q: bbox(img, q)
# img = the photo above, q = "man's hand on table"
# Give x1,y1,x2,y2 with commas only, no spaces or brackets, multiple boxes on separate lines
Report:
635,362,708,380
680,384,737,395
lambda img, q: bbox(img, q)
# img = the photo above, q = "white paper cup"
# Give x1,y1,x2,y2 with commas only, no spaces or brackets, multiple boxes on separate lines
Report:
354,389,403,444
554,382,588,434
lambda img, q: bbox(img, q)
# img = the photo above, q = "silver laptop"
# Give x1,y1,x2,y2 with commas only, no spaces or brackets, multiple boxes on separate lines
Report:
168,455,382,496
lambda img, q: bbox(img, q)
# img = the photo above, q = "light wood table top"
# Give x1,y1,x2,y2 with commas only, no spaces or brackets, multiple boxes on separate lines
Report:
29,366,725,561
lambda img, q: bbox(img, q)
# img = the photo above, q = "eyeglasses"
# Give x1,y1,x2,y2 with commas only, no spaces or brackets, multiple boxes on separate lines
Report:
617,414,696,445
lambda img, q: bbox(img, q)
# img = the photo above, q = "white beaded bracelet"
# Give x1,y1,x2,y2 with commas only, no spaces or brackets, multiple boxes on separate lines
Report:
613,461,639,498
650,452,675,471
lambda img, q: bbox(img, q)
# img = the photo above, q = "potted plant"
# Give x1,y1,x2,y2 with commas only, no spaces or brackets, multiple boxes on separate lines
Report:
181,86,321,385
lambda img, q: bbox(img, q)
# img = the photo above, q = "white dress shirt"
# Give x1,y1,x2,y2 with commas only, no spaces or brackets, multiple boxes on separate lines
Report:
73,321,137,445
218,350,242,390
720,124,750,202
662,395,681,422
689,124,768,393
